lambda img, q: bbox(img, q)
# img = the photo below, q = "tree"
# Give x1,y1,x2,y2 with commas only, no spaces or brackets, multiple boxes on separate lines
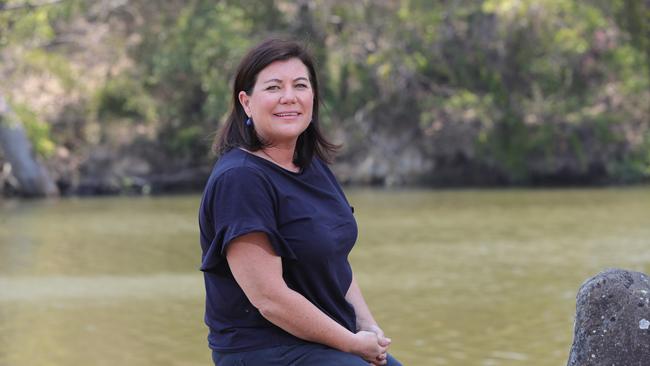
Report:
0,1,74,196
0,95,58,196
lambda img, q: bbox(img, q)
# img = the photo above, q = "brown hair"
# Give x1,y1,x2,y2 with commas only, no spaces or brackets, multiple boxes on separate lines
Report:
213,38,338,167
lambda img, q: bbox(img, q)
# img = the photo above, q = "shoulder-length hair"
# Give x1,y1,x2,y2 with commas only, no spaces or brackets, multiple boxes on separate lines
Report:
213,38,338,167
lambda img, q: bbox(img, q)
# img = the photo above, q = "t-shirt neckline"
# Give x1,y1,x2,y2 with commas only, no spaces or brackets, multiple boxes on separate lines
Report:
237,147,305,175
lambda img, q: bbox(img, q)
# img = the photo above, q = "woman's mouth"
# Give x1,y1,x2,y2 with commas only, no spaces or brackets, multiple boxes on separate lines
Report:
273,112,301,118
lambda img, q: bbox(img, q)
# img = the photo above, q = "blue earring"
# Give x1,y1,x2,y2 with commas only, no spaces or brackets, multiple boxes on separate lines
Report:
245,117,253,127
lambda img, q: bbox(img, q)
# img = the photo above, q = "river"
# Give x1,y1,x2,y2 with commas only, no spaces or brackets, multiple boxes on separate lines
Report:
1,188,649,365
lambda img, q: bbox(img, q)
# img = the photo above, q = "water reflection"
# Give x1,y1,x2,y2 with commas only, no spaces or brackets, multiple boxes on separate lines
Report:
0,188,649,365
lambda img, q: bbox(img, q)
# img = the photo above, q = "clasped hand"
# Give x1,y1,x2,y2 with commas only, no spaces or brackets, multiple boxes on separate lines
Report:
353,325,391,365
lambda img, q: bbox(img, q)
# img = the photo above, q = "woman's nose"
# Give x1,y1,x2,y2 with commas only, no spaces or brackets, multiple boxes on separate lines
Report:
280,87,297,104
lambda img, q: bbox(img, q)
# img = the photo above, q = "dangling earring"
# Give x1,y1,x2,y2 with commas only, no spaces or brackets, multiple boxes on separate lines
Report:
245,117,253,127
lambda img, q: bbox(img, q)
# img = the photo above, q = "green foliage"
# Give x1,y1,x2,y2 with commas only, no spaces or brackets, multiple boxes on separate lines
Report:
408,0,648,183
12,102,55,157
93,76,156,123
0,5,53,46
609,45,650,92
611,133,650,182
2,0,649,186
141,1,252,120
0,0,84,48
167,125,204,156
21,48,77,90
131,0,257,160
95,0,648,181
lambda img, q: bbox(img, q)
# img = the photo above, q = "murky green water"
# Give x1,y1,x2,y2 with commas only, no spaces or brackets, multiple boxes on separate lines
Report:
1,188,649,365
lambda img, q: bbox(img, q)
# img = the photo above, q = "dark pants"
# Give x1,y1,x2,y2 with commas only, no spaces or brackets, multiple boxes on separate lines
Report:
212,343,402,366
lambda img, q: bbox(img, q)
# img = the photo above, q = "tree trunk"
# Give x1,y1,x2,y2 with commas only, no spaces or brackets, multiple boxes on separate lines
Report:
0,96,58,197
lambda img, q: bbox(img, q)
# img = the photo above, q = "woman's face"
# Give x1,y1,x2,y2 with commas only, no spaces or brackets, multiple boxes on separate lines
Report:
239,58,314,147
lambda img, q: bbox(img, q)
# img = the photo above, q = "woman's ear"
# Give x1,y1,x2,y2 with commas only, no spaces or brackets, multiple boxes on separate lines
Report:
238,91,251,117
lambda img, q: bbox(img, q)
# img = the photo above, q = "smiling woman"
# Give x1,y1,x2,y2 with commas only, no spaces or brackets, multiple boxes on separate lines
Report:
236,58,314,172
199,39,402,366
213,39,336,171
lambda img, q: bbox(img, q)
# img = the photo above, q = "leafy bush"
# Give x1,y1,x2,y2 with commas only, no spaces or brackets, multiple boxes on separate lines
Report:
93,76,156,123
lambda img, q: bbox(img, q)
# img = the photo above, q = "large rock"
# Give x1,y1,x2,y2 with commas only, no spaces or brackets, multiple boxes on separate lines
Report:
567,269,650,366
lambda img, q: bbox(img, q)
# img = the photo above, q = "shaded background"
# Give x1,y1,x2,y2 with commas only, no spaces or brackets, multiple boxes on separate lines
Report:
1,1,650,366
0,0,649,196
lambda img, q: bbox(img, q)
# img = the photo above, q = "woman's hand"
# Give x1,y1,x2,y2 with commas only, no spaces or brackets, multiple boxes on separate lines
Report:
361,325,391,365
345,276,392,364
363,324,391,344
350,331,388,364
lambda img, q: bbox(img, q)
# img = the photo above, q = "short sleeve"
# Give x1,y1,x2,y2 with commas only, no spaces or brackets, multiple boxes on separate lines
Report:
200,167,296,272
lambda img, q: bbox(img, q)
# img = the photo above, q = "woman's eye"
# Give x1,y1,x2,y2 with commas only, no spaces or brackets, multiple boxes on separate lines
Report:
266,85,280,91
296,83,309,89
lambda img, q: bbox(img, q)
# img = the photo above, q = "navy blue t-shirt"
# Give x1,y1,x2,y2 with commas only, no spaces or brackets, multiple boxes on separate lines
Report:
198,148,358,352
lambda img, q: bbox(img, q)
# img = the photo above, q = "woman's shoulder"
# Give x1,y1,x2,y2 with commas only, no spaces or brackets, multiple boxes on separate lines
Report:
208,148,271,186
311,156,337,179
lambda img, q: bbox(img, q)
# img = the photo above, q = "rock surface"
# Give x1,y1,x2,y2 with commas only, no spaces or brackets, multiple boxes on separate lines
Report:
567,269,650,366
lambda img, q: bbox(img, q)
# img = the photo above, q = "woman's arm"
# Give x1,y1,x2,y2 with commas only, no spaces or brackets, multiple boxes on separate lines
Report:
345,274,380,333
346,272,392,365
226,232,387,364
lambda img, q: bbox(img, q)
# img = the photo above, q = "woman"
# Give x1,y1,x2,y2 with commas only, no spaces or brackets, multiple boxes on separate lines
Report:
199,39,401,366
